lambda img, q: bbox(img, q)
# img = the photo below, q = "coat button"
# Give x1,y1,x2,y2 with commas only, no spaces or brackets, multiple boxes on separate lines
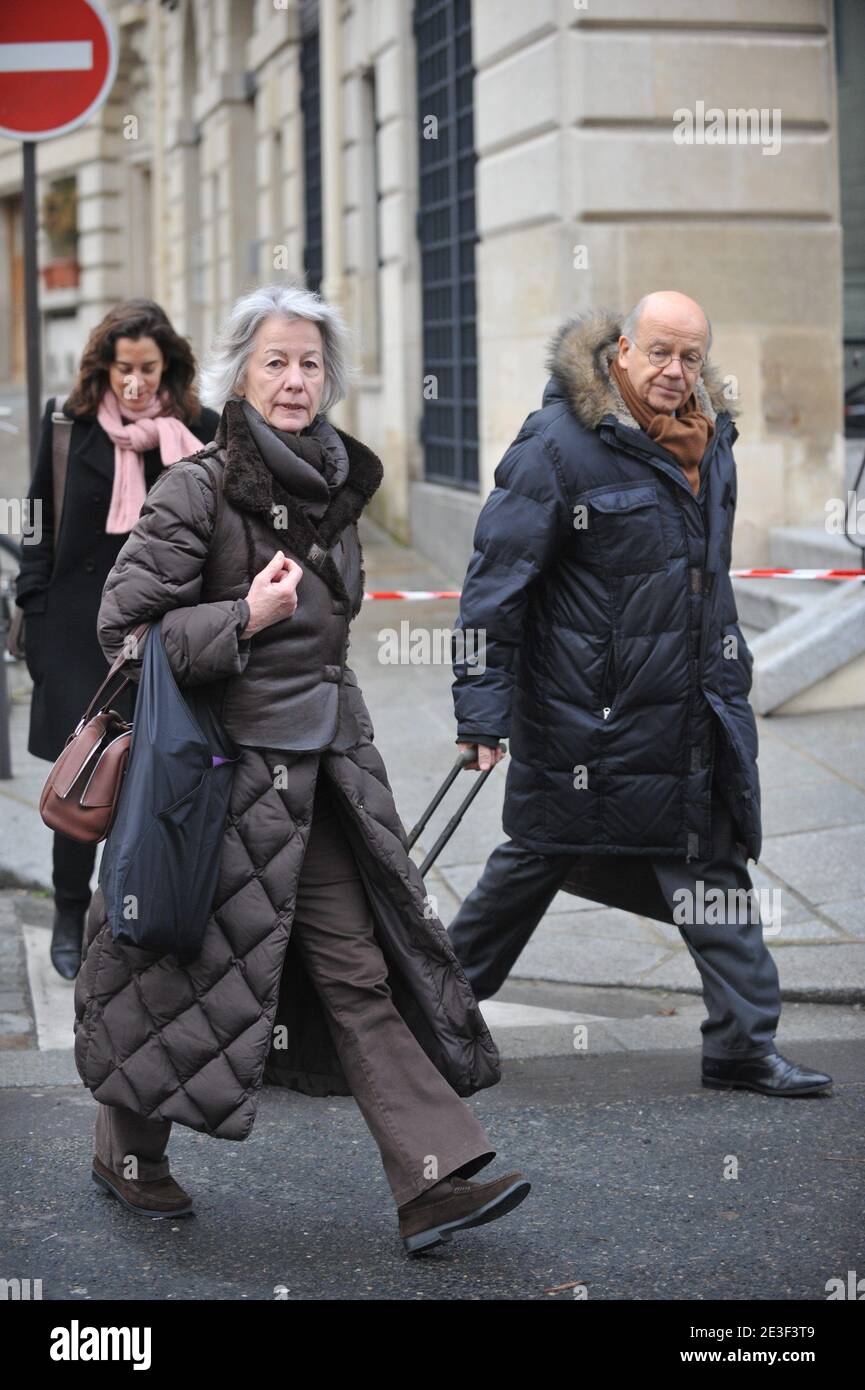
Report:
83,559,96,572
90,491,102,503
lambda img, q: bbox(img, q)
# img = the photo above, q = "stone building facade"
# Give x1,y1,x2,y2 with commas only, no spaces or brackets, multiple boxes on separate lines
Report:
0,0,859,601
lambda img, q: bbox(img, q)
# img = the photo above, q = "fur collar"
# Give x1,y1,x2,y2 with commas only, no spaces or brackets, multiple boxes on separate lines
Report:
203,397,383,609
544,308,740,431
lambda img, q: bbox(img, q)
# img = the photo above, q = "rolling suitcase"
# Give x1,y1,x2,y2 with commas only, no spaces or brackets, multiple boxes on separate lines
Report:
405,742,507,877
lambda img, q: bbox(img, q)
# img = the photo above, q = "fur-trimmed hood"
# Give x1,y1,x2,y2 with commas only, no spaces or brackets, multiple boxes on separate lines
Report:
543,308,739,432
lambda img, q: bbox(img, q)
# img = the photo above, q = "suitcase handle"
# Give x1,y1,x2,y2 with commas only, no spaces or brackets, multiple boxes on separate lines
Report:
406,741,507,876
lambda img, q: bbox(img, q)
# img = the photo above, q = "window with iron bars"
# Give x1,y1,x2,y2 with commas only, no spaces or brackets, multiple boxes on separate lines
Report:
301,1,322,296
414,0,479,489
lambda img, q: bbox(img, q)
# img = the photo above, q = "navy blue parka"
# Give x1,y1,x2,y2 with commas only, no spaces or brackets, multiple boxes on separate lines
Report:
452,310,761,864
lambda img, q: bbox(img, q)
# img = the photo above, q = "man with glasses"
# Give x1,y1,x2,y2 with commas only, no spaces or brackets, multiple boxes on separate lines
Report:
448,290,831,1097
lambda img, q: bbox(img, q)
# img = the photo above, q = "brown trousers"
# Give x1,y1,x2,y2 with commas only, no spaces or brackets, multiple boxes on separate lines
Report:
93,770,495,1208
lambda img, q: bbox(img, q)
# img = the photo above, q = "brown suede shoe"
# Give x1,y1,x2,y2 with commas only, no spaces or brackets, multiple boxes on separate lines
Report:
91,1155,194,1218
398,1171,530,1254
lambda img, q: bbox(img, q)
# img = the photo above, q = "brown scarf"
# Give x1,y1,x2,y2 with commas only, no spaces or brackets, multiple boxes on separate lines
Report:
609,356,713,495
240,400,349,524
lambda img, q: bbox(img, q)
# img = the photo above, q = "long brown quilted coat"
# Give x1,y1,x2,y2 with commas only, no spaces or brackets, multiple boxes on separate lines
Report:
73,399,500,1140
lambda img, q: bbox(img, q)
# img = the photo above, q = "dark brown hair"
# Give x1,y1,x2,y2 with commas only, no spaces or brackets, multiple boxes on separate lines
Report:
64,299,204,423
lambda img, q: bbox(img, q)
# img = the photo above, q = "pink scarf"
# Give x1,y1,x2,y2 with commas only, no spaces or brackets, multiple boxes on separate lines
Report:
97,387,204,533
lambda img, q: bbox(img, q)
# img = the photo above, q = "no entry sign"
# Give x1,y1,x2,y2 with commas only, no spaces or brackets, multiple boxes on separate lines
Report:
0,0,118,142
0,1,118,482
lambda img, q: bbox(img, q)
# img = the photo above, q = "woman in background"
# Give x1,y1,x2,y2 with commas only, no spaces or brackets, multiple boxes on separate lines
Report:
14,299,220,979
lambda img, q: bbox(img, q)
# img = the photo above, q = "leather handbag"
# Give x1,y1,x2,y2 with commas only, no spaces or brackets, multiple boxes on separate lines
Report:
6,399,73,660
38,620,151,843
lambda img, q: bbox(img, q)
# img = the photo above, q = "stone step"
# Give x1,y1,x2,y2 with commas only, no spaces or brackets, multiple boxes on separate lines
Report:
769,524,865,570
738,521,865,712
846,436,865,492
749,578,865,714
732,577,815,632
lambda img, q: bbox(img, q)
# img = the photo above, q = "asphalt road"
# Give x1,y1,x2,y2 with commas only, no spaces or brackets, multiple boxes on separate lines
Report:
2,1039,862,1303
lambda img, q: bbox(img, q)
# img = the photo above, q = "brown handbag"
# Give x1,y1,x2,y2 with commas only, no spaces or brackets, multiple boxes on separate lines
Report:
39,620,151,843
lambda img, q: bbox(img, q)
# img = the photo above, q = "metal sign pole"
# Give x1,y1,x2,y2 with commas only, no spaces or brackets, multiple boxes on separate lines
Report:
0,2,119,781
22,139,41,477
0,141,39,778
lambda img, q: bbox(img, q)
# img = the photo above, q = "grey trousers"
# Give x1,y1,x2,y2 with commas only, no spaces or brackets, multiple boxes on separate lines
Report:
447,776,781,1061
94,771,495,1207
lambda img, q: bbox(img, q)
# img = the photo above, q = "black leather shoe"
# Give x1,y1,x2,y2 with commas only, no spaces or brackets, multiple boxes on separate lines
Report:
50,908,85,980
702,1050,832,1096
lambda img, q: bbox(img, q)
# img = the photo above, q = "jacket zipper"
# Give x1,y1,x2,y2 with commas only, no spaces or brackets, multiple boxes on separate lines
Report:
599,419,736,856
605,419,727,686
601,638,617,719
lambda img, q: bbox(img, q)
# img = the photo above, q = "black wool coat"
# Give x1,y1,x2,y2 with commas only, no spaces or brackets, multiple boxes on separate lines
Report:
15,396,220,761
452,310,762,864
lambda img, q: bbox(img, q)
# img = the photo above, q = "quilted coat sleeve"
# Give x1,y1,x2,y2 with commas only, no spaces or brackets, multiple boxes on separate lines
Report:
97,459,252,687
452,427,572,743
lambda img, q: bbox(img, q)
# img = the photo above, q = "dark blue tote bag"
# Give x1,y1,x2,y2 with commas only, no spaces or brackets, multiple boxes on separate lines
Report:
98,618,241,963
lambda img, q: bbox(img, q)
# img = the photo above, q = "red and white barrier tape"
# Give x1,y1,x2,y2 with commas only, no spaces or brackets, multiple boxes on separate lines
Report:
730,568,865,580
362,590,463,600
361,569,865,599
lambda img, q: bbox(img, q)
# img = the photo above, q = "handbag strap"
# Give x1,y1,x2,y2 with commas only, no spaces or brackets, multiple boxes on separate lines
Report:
74,442,218,731
50,396,73,547
196,444,232,722
77,619,152,728
198,442,223,531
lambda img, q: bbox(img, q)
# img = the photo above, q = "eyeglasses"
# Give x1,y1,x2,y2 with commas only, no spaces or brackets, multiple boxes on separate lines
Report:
628,340,705,373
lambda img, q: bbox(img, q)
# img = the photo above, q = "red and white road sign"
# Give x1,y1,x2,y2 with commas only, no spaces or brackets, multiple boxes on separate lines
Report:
0,0,117,142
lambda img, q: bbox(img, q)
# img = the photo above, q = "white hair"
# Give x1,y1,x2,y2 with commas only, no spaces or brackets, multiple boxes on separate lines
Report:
198,281,358,414
621,294,713,353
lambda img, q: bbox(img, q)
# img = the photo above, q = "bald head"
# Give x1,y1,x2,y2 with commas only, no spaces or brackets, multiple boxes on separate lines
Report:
618,290,712,415
622,291,711,351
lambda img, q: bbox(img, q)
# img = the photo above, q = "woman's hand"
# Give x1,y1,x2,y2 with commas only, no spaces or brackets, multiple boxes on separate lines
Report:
241,551,303,638
457,741,507,772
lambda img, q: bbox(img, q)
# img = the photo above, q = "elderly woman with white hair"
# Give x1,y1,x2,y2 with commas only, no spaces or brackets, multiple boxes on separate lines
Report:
73,282,530,1255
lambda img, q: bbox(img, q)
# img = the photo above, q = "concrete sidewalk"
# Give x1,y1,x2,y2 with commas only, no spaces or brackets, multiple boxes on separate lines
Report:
1,510,864,1055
